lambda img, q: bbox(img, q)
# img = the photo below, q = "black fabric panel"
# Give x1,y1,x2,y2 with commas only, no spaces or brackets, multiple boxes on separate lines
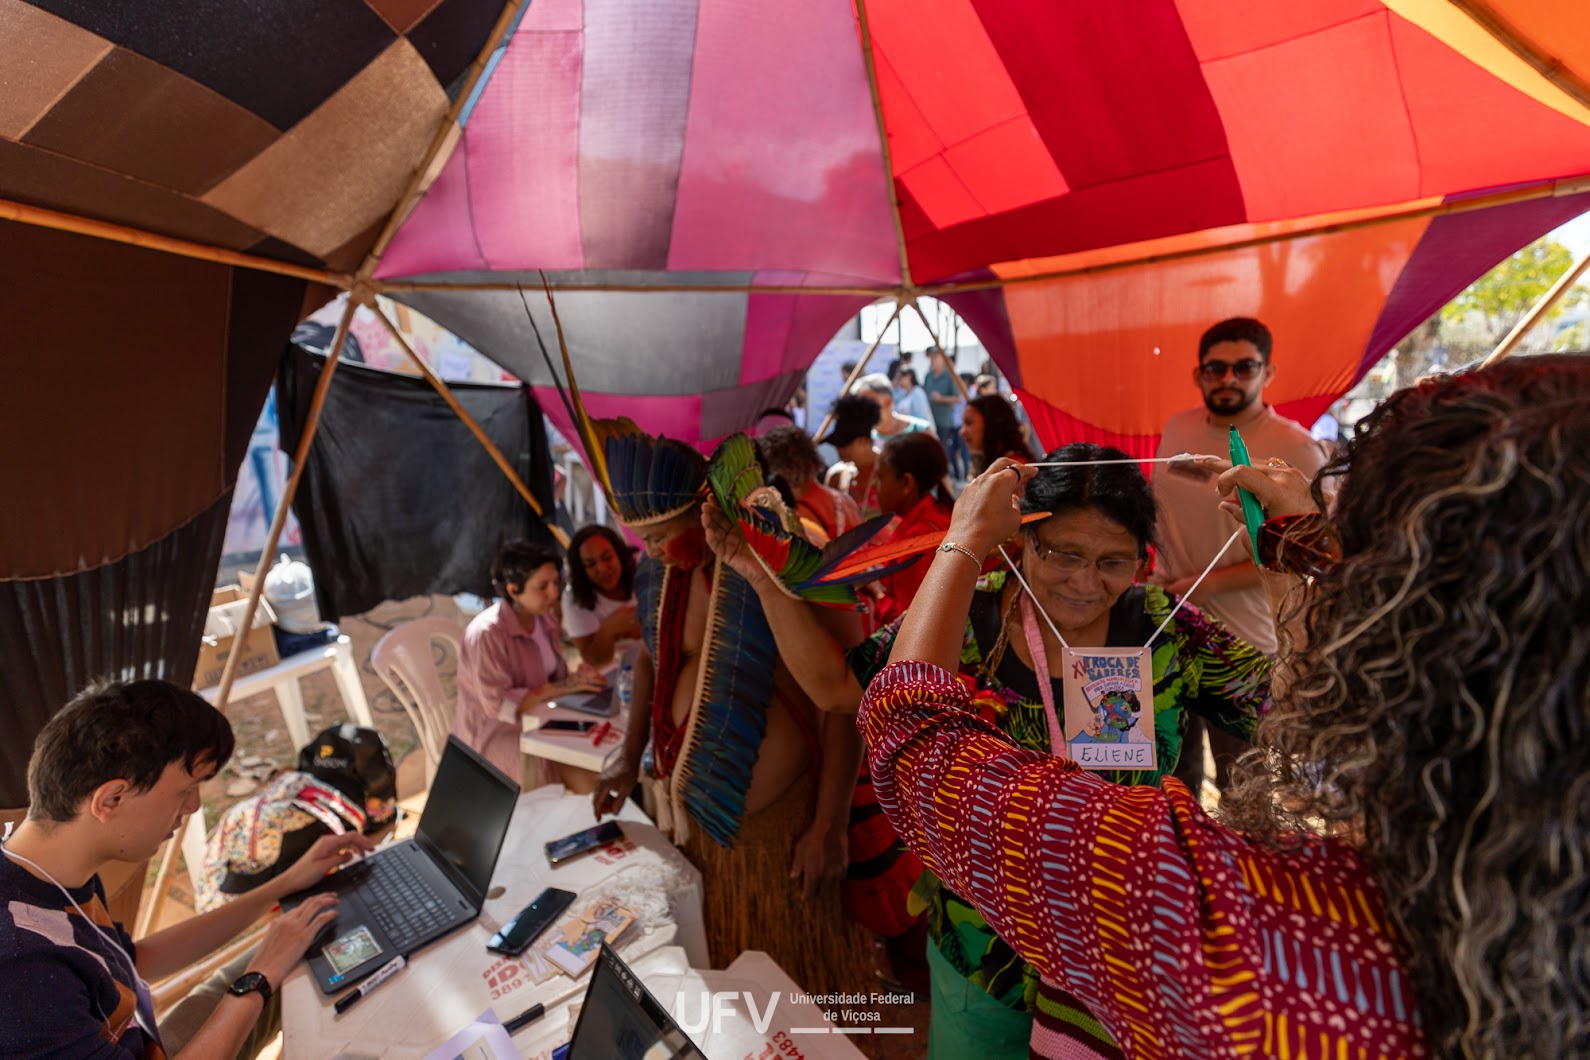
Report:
0,491,232,807
27,0,397,130
225,269,317,475
277,346,556,621
409,0,503,90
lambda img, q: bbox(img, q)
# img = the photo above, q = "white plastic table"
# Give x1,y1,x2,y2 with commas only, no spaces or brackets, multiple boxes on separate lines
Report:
519,698,624,774
198,634,373,750
280,787,706,1059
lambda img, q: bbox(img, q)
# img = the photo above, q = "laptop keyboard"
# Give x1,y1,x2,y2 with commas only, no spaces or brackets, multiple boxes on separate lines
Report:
343,849,456,949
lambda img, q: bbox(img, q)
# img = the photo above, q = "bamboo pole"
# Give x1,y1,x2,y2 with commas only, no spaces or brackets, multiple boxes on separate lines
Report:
0,197,350,288
215,297,357,711
361,0,527,270
1448,0,1590,114
376,278,896,297
371,303,569,547
920,176,1590,298
812,301,905,442
909,298,971,400
853,0,914,290
1483,250,1590,365
134,838,181,939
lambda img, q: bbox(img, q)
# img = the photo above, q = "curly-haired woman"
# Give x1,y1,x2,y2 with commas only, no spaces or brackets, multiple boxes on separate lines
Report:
561,524,641,670
860,355,1590,1058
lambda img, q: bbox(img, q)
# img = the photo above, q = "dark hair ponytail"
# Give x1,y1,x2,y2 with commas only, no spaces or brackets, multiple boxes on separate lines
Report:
880,432,954,510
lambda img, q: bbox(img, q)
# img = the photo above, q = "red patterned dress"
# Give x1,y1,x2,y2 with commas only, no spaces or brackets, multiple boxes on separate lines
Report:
859,660,1428,1060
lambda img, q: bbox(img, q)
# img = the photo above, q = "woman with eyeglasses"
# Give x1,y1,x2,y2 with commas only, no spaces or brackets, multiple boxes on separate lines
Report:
705,440,1271,1060
861,358,1590,1058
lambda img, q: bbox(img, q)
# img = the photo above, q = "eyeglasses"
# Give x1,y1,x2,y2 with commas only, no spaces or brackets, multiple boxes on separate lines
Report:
1026,540,1141,581
1197,358,1266,382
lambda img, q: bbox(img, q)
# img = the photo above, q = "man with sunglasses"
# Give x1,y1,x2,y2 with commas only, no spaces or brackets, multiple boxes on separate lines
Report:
1151,317,1327,796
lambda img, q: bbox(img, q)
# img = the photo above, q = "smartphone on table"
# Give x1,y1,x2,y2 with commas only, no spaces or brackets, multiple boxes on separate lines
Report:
537,719,595,733
544,821,623,865
486,887,578,956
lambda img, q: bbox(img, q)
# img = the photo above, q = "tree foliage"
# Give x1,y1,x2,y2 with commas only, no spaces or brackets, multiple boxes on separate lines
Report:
1440,237,1588,342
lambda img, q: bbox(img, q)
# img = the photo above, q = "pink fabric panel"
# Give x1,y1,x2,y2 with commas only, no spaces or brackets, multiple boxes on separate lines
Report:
535,387,704,452
667,0,900,283
467,26,586,269
740,275,870,384
374,131,484,278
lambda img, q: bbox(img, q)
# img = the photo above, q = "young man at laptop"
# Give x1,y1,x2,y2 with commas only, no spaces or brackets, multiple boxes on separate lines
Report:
0,679,373,1058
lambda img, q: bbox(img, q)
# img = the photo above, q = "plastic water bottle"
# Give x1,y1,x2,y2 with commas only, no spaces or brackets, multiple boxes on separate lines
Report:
616,652,635,712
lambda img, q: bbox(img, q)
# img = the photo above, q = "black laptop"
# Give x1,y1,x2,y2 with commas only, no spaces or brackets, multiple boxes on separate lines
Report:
284,736,520,994
566,943,706,1059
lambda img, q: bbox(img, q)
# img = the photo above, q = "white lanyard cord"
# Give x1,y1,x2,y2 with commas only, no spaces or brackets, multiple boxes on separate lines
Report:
996,525,1246,650
1143,527,1245,648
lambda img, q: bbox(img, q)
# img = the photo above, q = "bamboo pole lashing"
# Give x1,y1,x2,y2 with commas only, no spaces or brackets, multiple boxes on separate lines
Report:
1483,250,1590,365
371,303,570,548
812,300,905,443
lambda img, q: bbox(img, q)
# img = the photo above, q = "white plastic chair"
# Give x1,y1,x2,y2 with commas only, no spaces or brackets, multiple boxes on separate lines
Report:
370,617,465,784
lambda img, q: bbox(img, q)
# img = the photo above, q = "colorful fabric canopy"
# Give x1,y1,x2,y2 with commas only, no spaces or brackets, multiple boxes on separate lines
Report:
375,0,1590,452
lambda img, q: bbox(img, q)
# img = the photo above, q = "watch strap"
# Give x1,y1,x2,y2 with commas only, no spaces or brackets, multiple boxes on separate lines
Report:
228,970,272,1005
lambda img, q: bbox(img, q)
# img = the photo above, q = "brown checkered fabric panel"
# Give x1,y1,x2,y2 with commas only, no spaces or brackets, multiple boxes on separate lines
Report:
4,0,502,268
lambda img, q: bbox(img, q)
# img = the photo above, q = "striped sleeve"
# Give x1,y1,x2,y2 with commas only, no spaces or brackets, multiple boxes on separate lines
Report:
857,660,1207,1032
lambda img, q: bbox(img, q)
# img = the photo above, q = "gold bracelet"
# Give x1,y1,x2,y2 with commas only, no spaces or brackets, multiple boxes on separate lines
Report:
937,541,983,571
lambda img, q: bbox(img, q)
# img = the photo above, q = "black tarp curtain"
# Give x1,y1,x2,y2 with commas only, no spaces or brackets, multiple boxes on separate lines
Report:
278,344,557,622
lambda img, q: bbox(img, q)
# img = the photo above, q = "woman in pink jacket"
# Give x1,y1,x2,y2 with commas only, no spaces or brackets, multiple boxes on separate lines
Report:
453,540,604,781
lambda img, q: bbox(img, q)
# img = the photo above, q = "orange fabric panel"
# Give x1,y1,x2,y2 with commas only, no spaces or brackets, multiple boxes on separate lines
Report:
1389,14,1590,196
1482,0,1590,87
1003,218,1429,437
988,197,1444,280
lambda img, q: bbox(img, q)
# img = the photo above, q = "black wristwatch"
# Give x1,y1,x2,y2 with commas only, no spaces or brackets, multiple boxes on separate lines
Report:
227,971,272,1005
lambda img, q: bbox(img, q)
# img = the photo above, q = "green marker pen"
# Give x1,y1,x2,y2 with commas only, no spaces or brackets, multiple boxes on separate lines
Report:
1228,426,1266,560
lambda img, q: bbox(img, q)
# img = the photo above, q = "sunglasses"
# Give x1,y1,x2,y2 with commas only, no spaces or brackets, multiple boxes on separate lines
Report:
1197,358,1266,382
1256,512,1340,579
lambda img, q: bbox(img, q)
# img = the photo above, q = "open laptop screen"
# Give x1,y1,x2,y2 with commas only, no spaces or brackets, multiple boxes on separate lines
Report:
569,943,706,1059
416,737,518,901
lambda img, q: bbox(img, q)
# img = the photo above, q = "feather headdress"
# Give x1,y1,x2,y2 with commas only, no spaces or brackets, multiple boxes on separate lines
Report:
706,433,916,606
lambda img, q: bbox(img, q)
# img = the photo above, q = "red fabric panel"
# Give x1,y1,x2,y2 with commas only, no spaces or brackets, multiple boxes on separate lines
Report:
1175,0,1384,62
968,0,1235,192
1200,13,1421,219
904,157,1248,285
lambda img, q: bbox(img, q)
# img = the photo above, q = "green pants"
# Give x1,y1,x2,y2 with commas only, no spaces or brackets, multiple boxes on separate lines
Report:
925,935,1032,1060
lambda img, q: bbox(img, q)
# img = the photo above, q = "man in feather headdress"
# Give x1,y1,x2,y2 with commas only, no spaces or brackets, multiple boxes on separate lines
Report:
588,420,871,993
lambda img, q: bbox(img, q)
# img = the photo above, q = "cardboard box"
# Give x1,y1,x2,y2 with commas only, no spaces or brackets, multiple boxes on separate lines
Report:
193,586,279,690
